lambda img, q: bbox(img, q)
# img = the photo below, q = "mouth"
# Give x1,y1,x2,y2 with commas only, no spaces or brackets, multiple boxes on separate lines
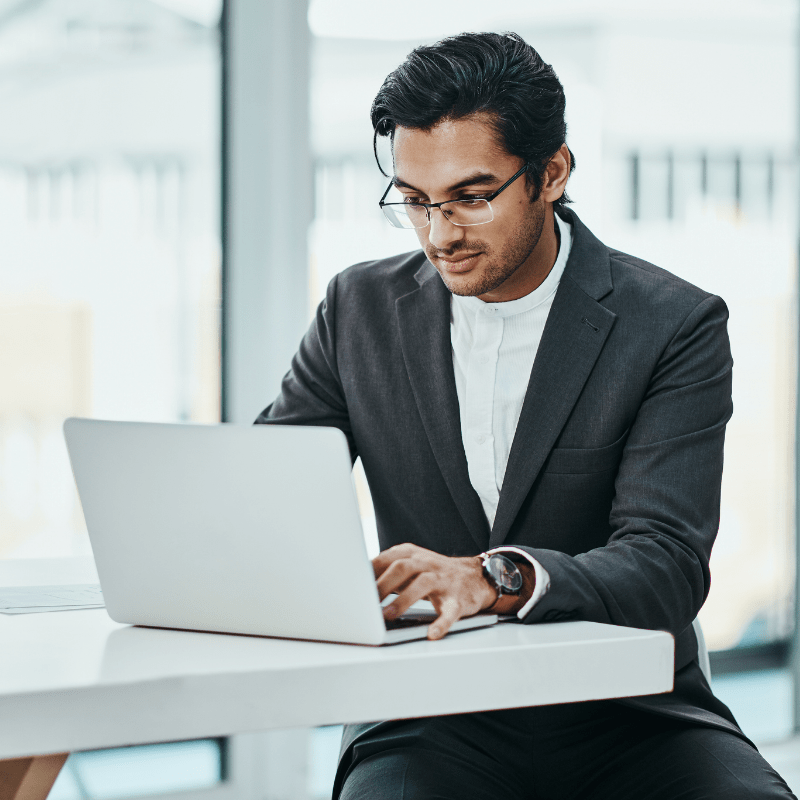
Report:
435,252,482,273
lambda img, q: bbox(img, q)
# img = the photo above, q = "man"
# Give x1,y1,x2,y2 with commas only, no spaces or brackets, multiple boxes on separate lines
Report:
257,32,794,799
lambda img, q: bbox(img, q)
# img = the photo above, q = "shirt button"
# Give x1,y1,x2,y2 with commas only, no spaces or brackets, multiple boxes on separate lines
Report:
480,355,489,364
484,307,496,314
476,434,486,444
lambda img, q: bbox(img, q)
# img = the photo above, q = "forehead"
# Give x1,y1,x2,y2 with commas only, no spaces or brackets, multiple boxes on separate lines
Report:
392,115,517,190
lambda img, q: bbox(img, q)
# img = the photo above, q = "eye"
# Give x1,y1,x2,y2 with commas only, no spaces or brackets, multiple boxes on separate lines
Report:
458,197,487,206
402,197,426,208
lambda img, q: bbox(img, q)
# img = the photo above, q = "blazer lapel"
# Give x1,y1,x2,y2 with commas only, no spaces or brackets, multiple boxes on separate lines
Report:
396,264,491,551
489,211,617,548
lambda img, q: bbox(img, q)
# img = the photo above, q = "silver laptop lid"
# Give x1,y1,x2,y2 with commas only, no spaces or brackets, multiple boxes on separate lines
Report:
64,419,389,644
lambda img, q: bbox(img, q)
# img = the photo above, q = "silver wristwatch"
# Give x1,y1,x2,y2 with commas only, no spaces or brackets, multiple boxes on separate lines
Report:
479,552,524,603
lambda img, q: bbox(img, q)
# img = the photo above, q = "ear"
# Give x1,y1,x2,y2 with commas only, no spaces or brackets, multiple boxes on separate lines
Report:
540,143,571,203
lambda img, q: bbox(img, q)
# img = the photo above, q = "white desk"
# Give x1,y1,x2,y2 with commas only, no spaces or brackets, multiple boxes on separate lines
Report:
0,558,674,799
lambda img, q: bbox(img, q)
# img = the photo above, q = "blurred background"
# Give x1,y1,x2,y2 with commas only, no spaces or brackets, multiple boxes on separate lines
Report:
2,0,800,796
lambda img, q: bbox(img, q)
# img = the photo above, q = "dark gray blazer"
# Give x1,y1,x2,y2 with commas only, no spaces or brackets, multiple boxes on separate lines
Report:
256,207,745,747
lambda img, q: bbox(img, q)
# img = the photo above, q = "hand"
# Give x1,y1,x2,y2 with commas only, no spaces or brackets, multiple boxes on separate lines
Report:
372,543,498,640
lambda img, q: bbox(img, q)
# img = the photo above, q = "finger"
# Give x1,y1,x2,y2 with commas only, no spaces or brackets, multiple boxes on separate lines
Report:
375,558,420,601
382,573,436,620
372,543,420,578
428,597,462,641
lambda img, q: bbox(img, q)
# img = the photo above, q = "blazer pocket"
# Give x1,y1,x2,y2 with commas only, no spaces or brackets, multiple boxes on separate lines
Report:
544,429,629,475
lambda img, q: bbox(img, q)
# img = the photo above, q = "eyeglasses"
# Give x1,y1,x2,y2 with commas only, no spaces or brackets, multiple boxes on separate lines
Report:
378,164,528,230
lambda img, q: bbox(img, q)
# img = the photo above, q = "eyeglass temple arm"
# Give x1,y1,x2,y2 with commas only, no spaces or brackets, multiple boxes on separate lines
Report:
483,163,529,201
378,180,395,206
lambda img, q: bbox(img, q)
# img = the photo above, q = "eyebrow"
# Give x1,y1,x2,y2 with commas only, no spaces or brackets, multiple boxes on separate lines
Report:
392,171,501,194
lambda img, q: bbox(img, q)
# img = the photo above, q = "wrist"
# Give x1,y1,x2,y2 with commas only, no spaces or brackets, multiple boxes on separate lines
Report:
470,556,500,611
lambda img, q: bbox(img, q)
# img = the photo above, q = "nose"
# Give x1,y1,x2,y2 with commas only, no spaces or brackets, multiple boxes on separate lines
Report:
427,207,465,251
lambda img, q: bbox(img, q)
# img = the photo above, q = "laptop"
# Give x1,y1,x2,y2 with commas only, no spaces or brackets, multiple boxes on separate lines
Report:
63,418,497,645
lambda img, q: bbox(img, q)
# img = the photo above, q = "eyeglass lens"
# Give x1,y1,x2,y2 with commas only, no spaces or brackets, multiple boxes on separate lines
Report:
382,199,494,229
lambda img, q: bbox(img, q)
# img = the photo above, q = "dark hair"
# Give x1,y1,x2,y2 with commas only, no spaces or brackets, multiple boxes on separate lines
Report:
370,32,575,208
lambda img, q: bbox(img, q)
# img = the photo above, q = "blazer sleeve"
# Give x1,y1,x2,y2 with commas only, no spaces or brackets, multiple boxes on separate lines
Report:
515,293,733,638
254,273,357,461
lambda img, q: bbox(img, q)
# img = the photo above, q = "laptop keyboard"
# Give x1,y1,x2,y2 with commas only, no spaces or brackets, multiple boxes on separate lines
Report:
384,612,436,630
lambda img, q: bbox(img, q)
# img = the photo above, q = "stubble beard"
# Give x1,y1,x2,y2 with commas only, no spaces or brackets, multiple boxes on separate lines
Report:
427,200,546,298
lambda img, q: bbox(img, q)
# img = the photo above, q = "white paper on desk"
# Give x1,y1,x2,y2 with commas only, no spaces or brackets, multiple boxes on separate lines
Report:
0,584,104,614
1,604,104,615
2,603,104,614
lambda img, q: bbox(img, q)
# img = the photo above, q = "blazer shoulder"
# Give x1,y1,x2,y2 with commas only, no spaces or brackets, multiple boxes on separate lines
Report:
605,247,725,321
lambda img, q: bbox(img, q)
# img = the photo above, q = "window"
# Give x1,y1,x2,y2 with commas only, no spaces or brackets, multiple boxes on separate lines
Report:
0,0,222,558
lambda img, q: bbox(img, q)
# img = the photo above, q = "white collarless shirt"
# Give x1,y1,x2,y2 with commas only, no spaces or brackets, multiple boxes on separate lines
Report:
450,211,572,616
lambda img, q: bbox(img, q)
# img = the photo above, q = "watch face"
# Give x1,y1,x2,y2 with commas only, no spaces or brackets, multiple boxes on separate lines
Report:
487,554,523,593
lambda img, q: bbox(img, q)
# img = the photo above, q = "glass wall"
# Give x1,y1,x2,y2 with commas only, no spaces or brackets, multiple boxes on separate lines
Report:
50,739,225,800
0,0,222,558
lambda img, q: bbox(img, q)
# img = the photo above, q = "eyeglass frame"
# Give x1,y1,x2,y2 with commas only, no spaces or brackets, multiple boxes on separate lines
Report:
378,163,530,228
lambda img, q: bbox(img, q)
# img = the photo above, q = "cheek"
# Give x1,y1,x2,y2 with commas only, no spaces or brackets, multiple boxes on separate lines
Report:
479,225,507,254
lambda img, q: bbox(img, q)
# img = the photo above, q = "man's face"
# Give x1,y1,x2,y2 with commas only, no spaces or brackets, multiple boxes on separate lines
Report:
392,115,550,302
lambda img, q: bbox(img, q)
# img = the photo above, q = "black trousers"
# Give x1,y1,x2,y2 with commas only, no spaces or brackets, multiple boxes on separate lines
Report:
336,700,796,800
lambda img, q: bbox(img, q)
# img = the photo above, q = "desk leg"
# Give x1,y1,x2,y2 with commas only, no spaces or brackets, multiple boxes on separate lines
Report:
0,754,68,800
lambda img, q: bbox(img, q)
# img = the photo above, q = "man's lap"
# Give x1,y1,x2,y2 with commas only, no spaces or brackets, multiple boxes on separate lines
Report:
336,702,795,800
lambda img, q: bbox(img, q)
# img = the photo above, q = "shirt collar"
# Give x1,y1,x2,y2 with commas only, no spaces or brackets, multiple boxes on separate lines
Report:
452,211,573,319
